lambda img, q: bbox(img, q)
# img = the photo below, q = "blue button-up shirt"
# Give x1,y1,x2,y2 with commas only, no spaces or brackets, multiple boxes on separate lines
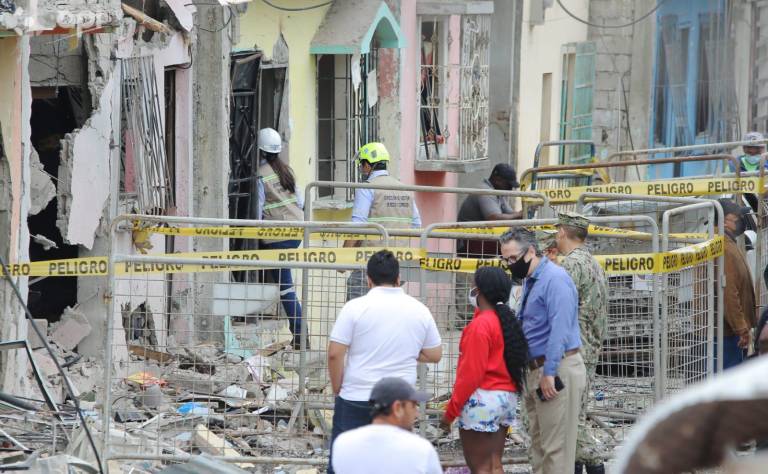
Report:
351,170,422,227
517,258,581,376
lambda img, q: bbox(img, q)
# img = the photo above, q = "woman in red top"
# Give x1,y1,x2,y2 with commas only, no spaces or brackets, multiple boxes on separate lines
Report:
441,266,528,474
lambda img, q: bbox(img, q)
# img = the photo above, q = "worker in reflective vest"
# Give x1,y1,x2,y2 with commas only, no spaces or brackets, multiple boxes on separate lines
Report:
257,127,305,350
343,142,421,301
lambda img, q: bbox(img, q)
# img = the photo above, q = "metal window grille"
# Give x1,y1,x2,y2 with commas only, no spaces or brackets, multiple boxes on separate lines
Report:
121,57,174,215
417,15,490,163
316,51,379,201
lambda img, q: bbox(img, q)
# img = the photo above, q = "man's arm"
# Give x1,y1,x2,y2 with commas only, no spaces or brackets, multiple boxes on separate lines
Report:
543,277,577,376
412,202,422,228
724,246,750,346
328,341,349,395
478,194,521,220
419,313,443,363
418,346,442,363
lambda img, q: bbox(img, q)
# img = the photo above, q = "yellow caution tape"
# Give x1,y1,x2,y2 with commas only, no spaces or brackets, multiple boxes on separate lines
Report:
1,247,423,277
143,224,707,241
521,176,764,204
422,236,724,275
2,237,724,277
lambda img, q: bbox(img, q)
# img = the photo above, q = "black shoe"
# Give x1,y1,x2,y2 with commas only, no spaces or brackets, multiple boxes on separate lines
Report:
575,463,584,474
585,464,605,474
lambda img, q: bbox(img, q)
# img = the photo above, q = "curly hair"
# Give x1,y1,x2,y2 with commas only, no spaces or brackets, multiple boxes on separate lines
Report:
475,266,529,389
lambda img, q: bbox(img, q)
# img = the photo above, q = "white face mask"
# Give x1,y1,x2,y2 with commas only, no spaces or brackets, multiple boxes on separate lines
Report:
468,287,479,308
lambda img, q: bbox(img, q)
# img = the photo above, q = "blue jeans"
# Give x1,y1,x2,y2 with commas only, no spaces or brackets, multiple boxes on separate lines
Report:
328,396,372,474
714,335,746,372
261,240,302,338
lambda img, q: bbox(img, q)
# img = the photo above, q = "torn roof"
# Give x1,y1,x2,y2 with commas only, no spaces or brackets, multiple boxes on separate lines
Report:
310,0,405,55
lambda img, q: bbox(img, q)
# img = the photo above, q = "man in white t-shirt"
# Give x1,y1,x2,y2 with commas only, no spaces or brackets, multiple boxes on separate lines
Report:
327,250,442,474
332,377,443,474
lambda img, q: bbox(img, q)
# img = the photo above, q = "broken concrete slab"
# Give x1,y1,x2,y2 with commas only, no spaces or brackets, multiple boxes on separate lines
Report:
57,73,116,249
29,147,56,215
50,307,92,351
27,319,48,349
31,349,58,378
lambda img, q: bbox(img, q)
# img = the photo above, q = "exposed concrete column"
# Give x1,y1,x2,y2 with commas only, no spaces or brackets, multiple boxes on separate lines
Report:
0,36,32,397
191,2,231,343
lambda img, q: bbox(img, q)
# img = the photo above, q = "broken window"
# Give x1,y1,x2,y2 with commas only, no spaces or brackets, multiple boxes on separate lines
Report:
317,51,379,200
120,56,175,215
228,51,288,282
28,87,88,322
229,52,289,223
417,14,490,163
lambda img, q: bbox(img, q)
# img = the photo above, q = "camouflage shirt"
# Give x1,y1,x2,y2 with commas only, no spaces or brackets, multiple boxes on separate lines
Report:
561,246,608,367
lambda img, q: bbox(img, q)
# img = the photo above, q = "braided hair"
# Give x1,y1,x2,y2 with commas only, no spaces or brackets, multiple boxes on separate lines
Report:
475,266,529,389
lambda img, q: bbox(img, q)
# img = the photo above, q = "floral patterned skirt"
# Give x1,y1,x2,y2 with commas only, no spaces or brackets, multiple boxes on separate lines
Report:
457,388,517,432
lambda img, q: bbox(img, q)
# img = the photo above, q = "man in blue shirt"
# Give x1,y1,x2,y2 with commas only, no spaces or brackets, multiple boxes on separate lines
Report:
342,143,421,301
499,228,586,474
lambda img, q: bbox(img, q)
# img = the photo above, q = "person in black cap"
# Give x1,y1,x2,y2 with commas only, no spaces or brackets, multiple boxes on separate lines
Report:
331,377,443,474
454,164,522,328
716,198,757,370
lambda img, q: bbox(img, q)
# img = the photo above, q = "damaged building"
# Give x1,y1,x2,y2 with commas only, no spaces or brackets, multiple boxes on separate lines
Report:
0,0,235,465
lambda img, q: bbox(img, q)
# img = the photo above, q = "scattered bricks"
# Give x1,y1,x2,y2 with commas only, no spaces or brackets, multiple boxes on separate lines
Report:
27,319,49,349
50,307,92,351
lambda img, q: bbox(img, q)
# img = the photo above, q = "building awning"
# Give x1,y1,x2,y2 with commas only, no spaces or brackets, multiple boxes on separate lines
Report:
310,0,405,55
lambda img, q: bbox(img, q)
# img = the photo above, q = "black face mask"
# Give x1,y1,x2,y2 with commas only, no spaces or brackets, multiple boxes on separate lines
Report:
508,254,531,279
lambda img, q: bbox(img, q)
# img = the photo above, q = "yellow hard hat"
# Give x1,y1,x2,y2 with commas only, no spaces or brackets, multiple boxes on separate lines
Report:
356,142,390,164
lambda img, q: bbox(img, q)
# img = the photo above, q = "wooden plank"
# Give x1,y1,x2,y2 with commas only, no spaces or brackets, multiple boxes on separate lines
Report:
193,424,255,468
122,3,172,34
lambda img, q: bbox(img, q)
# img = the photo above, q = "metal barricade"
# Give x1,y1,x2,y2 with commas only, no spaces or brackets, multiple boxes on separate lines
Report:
417,216,663,451
102,216,394,470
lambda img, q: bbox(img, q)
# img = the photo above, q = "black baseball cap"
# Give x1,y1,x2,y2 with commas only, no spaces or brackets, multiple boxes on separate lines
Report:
717,198,751,219
490,163,520,188
369,377,430,411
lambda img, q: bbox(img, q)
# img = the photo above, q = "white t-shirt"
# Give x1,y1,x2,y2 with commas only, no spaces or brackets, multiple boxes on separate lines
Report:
329,286,442,401
332,424,443,474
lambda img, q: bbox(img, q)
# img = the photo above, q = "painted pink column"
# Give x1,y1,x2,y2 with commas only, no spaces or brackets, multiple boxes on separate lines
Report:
399,0,458,231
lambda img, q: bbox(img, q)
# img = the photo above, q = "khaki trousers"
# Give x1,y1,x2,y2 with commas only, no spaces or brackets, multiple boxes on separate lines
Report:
524,352,587,474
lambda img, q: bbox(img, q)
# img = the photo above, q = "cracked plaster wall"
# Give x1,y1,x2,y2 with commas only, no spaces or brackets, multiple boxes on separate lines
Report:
0,36,32,397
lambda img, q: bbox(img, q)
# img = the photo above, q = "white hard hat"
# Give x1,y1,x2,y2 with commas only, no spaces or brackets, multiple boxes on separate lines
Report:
258,128,282,154
742,131,765,147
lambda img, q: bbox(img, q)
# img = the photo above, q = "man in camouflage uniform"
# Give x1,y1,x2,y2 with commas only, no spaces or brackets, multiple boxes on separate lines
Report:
555,212,608,474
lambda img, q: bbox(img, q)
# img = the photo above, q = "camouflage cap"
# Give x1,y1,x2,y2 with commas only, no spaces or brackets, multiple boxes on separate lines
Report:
535,229,557,249
557,211,590,230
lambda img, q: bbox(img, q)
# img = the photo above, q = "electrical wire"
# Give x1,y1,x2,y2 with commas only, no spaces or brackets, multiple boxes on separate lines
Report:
261,0,331,12
555,0,666,29
0,255,104,474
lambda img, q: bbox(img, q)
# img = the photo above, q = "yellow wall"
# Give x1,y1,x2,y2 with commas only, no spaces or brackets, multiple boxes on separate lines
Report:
237,1,330,192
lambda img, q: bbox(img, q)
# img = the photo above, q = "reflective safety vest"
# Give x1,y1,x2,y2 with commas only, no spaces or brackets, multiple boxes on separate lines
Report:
259,162,303,243
363,174,415,247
